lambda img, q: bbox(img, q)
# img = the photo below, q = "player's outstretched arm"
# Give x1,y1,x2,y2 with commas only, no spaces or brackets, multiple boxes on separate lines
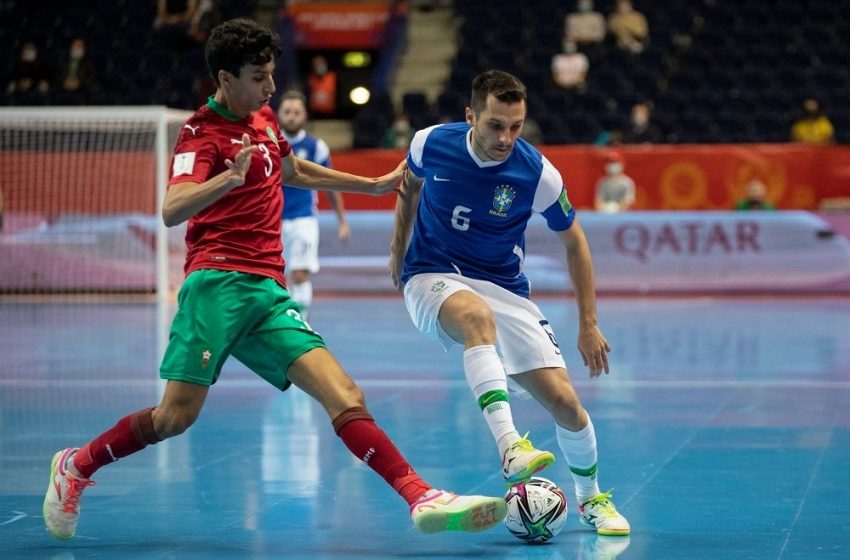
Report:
557,220,611,378
162,133,257,226
283,153,404,196
389,168,423,289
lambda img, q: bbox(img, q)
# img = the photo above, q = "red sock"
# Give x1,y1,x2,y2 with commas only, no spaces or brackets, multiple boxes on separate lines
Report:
333,407,432,505
73,407,161,479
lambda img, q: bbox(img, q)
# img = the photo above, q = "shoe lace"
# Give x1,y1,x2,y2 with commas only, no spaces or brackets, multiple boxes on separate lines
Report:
510,432,535,452
584,490,617,515
62,476,95,514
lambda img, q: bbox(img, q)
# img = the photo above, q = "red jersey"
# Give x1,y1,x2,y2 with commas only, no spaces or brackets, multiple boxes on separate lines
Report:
168,98,292,285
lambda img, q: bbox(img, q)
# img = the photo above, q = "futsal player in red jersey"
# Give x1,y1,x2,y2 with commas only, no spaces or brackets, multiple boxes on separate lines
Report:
43,18,505,540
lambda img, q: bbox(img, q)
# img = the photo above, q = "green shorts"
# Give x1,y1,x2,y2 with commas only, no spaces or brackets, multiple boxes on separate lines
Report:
160,269,326,389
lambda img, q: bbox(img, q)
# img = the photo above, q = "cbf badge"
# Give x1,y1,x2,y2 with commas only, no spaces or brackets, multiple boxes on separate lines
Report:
490,184,516,218
266,126,279,147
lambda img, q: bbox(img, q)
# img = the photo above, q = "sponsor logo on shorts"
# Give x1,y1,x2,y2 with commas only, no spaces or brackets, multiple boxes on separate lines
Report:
431,280,448,293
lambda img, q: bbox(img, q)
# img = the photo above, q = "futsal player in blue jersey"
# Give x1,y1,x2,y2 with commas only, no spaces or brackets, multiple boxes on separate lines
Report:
277,90,349,319
389,70,630,536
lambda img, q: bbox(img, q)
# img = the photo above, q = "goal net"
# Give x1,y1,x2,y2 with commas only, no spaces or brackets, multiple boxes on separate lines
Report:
0,107,192,299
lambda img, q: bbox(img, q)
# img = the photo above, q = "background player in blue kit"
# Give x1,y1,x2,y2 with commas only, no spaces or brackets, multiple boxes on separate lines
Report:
389,70,630,536
277,90,350,320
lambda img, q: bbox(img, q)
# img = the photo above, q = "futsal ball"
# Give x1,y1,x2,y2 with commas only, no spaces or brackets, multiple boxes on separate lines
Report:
503,476,568,543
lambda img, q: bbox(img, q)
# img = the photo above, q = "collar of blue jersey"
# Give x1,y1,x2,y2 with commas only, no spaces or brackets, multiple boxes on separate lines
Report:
206,95,243,122
466,128,507,168
282,129,307,144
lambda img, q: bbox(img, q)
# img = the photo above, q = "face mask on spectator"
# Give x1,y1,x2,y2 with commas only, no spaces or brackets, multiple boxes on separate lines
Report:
605,162,623,175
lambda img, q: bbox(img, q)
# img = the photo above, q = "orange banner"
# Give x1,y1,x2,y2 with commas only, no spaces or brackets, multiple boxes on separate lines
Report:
326,144,850,211
2,144,847,216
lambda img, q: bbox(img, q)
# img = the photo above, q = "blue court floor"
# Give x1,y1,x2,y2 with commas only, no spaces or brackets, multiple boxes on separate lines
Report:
1,295,849,560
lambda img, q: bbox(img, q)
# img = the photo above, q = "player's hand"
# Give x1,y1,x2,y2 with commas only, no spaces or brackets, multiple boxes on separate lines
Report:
577,325,611,378
224,133,258,187
337,222,351,245
371,159,407,196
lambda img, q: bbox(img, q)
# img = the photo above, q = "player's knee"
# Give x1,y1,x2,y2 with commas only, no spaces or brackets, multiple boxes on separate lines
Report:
457,306,496,338
341,382,366,409
291,270,309,283
547,390,584,429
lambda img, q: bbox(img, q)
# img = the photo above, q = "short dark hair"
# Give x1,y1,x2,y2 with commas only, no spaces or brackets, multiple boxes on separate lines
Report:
280,89,308,106
470,70,527,114
205,18,282,85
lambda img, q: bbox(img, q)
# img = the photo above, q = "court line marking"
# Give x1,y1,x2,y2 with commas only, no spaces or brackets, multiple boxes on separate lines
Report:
0,511,27,526
2,379,850,389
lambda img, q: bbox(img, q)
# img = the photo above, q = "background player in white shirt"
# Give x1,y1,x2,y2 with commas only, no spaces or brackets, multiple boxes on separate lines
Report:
277,90,349,319
389,70,630,537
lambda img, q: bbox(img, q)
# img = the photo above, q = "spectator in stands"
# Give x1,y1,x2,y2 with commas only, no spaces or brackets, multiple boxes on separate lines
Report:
307,55,337,116
595,127,624,146
5,42,51,99
735,180,775,211
564,0,606,53
622,101,661,143
551,41,589,91
791,98,834,145
381,113,415,149
607,0,648,54
595,153,636,213
55,38,97,103
154,0,199,48
188,0,222,44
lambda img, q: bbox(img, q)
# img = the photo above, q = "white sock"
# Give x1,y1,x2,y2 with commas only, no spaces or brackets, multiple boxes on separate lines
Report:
289,280,312,320
463,345,520,456
556,414,601,503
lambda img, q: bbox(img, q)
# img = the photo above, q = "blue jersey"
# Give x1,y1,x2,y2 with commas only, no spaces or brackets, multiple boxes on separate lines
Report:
281,130,332,219
402,122,576,298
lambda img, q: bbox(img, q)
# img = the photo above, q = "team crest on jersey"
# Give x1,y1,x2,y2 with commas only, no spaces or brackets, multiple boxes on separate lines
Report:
266,126,279,147
490,184,516,218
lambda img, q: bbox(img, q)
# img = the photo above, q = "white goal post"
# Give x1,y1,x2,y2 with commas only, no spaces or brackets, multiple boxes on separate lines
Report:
0,106,192,303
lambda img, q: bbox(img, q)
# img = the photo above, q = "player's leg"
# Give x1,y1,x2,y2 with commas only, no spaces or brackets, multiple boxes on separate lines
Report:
489,292,630,536
234,282,505,533
288,347,506,533
44,380,209,540
512,367,630,536
288,268,312,318
282,217,319,320
44,269,246,539
404,273,553,486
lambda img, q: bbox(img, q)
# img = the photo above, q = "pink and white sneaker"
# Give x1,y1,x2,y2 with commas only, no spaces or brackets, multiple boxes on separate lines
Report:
43,448,94,539
410,490,506,534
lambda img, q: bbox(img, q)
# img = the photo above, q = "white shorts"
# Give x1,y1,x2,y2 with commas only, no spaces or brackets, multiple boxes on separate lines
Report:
403,273,567,376
282,216,319,274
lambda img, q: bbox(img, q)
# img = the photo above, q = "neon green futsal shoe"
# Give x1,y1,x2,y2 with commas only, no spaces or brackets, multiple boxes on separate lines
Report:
578,490,631,536
501,434,555,486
